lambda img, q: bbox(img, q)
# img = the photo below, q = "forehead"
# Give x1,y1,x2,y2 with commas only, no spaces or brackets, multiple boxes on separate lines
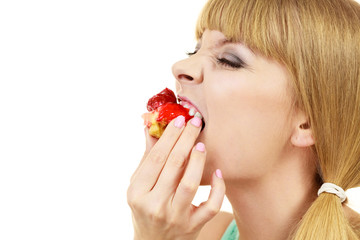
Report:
196,30,228,47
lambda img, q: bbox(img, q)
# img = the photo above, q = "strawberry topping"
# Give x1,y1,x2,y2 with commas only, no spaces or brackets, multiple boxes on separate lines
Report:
147,88,177,111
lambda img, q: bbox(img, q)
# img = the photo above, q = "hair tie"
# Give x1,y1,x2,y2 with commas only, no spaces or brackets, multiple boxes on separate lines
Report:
317,183,347,203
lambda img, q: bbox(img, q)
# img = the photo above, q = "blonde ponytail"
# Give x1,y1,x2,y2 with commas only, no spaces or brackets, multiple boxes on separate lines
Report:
196,0,360,239
291,193,359,239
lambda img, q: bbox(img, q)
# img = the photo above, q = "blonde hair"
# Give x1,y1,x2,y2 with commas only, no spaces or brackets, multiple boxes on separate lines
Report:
195,0,360,239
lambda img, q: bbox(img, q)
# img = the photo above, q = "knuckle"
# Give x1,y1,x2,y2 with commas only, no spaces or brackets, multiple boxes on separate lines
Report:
126,188,140,208
206,204,220,217
127,196,140,209
180,180,197,194
168,153,186,168
148,151,166,164
168,216,179,228
126,186,135,202
149,206,166,223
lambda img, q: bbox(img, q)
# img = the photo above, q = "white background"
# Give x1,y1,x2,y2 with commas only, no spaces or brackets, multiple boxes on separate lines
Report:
0,1,359,239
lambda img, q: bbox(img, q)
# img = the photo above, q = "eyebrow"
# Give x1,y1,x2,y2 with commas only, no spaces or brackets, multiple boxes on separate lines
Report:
221,39,256,55
218,39,232,47
195,39,231,50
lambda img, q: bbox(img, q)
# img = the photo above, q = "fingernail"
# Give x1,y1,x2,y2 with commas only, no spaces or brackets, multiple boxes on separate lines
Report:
190,116,202,127
174,115,185,128
195,142,205,152
215,169,222,179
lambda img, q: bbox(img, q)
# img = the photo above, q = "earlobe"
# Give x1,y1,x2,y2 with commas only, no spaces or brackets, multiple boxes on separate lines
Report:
291,123,315,147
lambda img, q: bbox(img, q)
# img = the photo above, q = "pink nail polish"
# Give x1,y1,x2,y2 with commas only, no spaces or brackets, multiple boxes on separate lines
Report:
215,169,222,179
190,116,202,127
174,115,185,128
195,142,205,152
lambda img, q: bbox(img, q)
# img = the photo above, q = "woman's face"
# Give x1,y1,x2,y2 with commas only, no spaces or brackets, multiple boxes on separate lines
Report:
172,30,298,184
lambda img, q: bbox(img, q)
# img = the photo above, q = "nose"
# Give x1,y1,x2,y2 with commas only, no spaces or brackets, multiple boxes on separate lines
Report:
172,56,203,83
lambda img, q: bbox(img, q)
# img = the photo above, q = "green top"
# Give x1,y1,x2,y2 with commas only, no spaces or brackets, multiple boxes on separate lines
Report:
221,220,239,240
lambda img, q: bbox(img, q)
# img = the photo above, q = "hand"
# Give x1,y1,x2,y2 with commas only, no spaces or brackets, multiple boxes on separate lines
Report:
127,116,226,240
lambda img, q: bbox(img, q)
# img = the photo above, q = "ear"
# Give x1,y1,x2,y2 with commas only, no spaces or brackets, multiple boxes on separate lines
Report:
291,119,315,148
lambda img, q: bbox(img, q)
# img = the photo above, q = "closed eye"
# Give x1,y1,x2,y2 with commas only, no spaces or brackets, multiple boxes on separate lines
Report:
217,56,245,69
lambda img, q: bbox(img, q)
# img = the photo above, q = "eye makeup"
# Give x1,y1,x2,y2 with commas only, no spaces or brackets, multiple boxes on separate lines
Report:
217,52,247,69
185,40,250,70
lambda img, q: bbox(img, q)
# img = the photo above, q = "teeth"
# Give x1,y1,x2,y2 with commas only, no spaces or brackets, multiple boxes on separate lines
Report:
183,104,190,109
180,100,203,119
189,108,196,116
194,112,203,119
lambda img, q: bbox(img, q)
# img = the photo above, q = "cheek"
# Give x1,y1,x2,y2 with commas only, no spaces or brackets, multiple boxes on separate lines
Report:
201,74,293,180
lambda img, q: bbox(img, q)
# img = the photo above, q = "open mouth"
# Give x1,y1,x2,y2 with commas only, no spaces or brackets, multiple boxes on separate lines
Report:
178,97,206,131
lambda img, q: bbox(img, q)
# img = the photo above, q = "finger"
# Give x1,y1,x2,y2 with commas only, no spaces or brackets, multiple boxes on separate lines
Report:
130,115,186,193
153,116,203,193
191,169,225,226
144,127,158,156
130,127,158,183
172,142,206,211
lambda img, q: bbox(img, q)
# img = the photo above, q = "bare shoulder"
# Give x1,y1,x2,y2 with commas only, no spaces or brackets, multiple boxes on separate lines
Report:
197,211,234,240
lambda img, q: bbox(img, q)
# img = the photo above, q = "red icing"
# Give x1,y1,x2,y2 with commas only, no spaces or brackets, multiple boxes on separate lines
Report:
156,103,191,123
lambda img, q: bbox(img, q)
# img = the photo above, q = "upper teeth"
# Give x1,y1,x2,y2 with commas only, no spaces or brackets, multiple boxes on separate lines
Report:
180,100,203,119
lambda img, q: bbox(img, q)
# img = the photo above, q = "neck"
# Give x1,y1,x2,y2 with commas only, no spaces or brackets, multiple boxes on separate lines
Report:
226,150,319,240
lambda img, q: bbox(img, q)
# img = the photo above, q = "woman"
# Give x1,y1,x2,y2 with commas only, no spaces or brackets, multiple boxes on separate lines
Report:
127,0,360,239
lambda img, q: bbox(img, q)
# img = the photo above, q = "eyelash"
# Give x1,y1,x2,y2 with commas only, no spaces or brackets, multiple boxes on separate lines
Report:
216,58,244,69
186,50,198,56
186,50,245,69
